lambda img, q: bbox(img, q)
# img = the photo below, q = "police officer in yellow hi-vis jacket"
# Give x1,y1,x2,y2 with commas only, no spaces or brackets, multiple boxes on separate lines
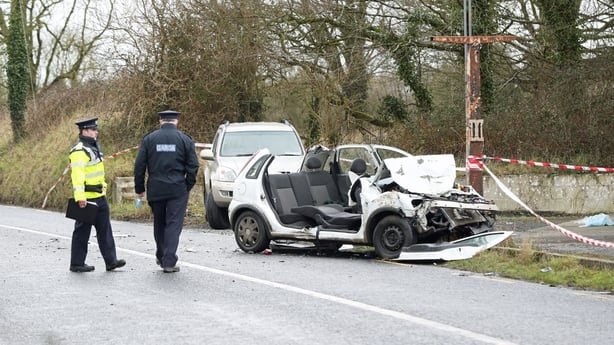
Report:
68,117,125,272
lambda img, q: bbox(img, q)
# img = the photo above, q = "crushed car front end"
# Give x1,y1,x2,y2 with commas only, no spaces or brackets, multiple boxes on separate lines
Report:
362,155,499,244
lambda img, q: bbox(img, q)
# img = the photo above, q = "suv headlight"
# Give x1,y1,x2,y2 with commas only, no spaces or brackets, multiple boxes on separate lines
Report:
214,166,237,182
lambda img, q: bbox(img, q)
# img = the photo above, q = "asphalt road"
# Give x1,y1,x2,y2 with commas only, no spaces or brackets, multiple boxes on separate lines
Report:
1,204,613,345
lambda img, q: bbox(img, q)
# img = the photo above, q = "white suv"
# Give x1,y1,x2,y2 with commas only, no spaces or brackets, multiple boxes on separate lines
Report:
200,120,305,229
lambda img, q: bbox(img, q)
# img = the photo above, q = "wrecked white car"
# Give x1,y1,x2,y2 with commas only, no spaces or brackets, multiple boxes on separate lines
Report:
229,144,510,261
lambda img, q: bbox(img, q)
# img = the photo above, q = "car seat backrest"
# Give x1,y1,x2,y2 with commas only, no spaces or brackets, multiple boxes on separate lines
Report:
268,174,298,215
348,158,367,211
288,173,314,206
302,158,343,205
270,156,345,214
306,171,342,205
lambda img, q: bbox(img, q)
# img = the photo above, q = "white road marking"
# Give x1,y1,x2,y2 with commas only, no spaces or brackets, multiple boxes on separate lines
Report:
2,223,517,345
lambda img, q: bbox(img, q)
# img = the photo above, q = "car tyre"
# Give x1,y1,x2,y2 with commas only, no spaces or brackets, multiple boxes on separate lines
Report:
372,215,414,259
205,192,230,229
234,211,271,253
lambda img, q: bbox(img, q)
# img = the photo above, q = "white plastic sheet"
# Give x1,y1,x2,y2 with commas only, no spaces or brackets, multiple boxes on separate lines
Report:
580,213,614,227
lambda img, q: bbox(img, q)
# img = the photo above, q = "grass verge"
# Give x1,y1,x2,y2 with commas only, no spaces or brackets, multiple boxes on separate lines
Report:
444,241,614,293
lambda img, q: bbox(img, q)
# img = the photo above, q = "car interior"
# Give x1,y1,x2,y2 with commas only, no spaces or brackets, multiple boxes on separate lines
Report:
266,156,363,231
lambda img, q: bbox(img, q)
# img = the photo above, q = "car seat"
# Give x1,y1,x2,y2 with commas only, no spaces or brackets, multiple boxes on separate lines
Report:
348,158,367,211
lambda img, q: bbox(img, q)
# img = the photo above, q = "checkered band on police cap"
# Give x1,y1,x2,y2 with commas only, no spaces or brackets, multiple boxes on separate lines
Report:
158,110,181,120
75,117,98,130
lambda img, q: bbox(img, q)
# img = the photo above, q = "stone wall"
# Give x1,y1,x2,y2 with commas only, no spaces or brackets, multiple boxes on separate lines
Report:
479,174,614,214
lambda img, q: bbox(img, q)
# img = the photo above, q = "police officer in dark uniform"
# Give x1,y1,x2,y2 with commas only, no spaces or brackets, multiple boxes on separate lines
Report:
69,117,126,272
134,110,200,273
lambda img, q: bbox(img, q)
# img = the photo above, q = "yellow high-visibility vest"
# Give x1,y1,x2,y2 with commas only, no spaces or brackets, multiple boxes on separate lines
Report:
69,142,107,201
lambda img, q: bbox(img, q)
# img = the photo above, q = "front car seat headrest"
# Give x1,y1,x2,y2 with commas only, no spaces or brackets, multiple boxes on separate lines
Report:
350,158,367,175
306,157,322,170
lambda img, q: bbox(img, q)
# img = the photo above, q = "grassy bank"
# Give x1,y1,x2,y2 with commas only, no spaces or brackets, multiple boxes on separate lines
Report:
445,240,614,293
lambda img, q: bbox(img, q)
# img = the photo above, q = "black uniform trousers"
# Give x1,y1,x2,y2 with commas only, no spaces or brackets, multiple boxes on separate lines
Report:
149,192,189,268
70,196,118,266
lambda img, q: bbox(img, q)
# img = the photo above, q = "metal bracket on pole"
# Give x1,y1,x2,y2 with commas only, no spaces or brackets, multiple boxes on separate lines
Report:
469,119,484,142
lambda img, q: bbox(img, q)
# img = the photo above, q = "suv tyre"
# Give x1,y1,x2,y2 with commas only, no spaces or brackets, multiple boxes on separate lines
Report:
205,192,230,229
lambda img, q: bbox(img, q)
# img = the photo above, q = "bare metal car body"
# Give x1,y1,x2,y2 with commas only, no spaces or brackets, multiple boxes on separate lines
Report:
229,145,509,260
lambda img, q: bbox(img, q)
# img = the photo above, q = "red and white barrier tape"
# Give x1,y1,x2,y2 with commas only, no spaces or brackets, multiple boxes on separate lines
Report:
482,163,614,248
466,155,484,171
482,156,614,173
105,146,140,160
41,145,140,208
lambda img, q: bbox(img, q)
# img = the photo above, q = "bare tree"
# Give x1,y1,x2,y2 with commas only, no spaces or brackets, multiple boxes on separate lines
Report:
0,0,115,93
108,0,273,136
267,0,406,143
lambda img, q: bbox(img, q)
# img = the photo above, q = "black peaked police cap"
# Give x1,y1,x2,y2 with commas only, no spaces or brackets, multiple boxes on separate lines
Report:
158,110,181,120
75,117,99,130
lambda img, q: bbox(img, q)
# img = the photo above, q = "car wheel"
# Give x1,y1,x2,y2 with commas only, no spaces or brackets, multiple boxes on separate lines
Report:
372,215,414,259
234,211,271,253
205,192,230,229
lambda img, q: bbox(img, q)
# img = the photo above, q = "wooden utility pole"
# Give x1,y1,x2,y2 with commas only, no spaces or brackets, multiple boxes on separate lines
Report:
431,1,515,195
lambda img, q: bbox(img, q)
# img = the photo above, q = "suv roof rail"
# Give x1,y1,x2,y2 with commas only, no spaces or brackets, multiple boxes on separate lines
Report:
280,119,290,125
222,120,229,125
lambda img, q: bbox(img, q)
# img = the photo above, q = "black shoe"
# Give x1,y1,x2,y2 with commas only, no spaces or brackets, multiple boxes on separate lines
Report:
106,259,126,271
70,264,95,272
162,266,180,273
